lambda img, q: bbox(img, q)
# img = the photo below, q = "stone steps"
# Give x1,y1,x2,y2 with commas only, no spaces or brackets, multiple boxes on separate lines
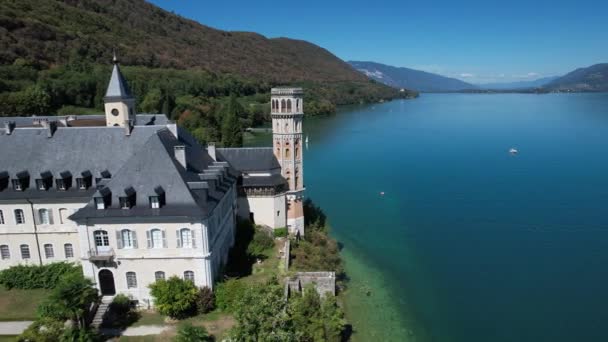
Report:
91,296,114,329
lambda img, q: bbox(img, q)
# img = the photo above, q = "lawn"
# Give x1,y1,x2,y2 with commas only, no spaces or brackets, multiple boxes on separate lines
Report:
0,287,50,321
0,336,17,342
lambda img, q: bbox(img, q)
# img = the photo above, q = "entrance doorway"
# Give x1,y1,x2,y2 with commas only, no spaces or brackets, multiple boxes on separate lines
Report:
98,269,116,295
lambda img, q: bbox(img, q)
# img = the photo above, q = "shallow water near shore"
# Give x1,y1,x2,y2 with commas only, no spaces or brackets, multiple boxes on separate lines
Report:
250,93,608,342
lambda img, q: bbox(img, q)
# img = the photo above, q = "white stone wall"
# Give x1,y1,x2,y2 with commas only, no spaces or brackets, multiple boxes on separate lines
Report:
0,201,83,269
237,194,286,229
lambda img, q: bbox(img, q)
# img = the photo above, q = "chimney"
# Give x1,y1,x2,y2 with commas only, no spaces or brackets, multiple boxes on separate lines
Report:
4,121,15,135
125,120,133,136
174,145,187,169
208,142,217,161
46,121,57,138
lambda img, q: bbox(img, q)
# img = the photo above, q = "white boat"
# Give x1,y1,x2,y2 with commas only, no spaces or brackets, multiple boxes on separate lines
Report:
305,136,309,144
509,148,518,154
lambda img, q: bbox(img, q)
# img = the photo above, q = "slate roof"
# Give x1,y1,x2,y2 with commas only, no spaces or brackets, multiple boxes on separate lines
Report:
104,63,133,101
0,120,236,220
216,147,281,172
2,114,169,128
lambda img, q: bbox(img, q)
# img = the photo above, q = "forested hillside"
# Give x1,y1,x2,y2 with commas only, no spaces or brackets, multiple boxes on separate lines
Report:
0,0,416,146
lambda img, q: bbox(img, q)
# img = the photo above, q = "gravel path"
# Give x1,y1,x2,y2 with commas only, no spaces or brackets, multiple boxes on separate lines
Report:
0,321,33,335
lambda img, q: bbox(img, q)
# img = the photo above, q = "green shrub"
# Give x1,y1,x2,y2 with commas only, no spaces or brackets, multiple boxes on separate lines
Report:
44,273,99,328
196,286,215,314
110,294,132,314
273,227,288,238
149,277,198,319
17,317,64,342
247,228,274,257
174,323,212,342
214,278,248,313
0,262,81,289
37,299,70,321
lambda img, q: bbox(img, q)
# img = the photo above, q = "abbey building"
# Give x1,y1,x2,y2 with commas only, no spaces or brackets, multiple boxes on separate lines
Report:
0,58,305,305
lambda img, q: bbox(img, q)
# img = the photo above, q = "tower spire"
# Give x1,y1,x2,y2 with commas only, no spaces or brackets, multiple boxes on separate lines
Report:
103,53,136,127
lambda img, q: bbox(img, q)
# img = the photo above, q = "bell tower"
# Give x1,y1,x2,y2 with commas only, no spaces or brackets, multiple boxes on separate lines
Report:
104,54,136,127
271,88,305,235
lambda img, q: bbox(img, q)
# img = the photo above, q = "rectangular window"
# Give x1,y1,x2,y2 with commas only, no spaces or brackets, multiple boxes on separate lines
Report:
0,210,4,224
20,245,30,259
36,179,46,190
126,272,137,288
155,271,165,281
64,244,74,258
14,209,25,224
39,209,50,225
119,197,132,209
0,245,10,260
77,178,86,190
44,244,54,258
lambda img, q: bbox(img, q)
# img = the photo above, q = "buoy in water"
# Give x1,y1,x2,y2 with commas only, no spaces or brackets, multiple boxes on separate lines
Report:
380,191,385,196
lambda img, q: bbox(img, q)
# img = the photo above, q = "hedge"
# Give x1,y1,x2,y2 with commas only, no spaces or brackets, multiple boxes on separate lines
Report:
273,227,288,238
0,262,82,290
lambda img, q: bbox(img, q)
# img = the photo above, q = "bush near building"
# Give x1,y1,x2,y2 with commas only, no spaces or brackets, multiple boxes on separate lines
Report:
149,276,198,319
0,262,81,290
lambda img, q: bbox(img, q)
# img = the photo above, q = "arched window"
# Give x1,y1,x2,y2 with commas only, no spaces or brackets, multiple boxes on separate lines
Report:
94,230,109,247
0,245,9,260
177,228,195,248
147,229,165,248
155,271,165,281
43,244,54,258
287,99,292,111
126,272,137,288
285,148,290,158
184,271,194,282
58,208,68,224
20,245,30,259
0,210,4,224
120,229,137,249
38,209,50,225
296,99,300,111
281,99,286,113
14,209,25,225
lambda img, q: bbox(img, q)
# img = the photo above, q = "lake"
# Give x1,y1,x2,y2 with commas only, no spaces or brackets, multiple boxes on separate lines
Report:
250,93,608,341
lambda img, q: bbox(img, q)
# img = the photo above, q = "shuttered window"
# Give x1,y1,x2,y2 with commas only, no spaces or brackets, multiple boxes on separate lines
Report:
147,229,166,248
20,245,30,259
14,209,25,224
64,243,74,258
0,245,10,260
44,244,54,258
126,272,137,288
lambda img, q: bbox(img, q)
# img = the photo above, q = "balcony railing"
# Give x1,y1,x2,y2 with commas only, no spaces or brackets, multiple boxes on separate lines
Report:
88,248,115,261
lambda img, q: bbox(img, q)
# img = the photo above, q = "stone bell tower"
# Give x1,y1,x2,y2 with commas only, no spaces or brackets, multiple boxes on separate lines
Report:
104,53,136,127
271,88,305,235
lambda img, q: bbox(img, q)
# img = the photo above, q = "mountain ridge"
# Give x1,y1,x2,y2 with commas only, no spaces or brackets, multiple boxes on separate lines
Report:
349,61,476,92
545,63,608,92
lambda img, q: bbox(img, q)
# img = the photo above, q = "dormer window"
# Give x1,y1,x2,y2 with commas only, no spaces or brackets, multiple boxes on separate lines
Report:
56,171,72,191
119,197,133,209
120,187,136,209
12,179,23,191
36,179,47,190
95,197,105,210
77,171,93,190
13,171,29,191
0,172,8,191
150,186,166,209
149,196,160,209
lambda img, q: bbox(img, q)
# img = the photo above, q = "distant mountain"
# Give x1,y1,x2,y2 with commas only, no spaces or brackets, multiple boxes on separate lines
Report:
545,64,608,92
349,61,476,92
478,76,559,90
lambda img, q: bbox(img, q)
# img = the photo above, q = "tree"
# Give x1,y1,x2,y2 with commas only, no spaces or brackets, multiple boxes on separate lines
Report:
220,95,244,147
140,88,163,113
149,276,198,319
230,280,300,341
47,273,99,329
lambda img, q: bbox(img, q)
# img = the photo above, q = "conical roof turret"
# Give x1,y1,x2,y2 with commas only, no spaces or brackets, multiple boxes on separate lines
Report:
104,53,133,101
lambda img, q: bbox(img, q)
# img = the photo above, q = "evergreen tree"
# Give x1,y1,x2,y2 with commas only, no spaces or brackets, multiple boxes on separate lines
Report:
220,95,244,147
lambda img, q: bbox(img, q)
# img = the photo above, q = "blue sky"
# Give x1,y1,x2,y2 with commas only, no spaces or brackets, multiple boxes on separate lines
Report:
149,0,607,84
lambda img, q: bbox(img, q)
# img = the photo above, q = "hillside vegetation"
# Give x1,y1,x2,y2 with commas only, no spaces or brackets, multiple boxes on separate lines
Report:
545,63,608,92
0,0,416,146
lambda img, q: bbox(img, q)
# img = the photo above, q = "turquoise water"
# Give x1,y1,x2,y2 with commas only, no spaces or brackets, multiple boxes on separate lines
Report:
299,94,608,342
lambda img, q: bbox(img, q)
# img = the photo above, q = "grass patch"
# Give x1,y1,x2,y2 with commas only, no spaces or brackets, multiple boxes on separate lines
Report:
130,311,166,327
0,336,17,342
0,286,51,321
